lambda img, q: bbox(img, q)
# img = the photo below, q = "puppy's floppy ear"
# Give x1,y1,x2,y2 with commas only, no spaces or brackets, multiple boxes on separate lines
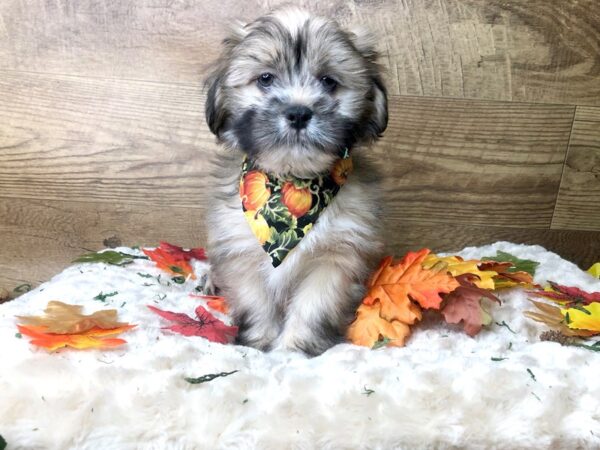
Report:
367,75,388,139
204,68,227,137
348,27,389,139
204,22,248,137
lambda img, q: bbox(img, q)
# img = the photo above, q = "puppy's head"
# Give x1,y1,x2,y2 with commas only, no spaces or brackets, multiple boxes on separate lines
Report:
205,8,388,176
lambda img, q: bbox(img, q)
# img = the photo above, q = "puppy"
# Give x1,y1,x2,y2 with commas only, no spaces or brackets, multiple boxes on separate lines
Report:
204,8,388,356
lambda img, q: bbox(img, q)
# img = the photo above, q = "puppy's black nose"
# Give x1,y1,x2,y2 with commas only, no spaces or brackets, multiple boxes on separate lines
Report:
285,105,313,130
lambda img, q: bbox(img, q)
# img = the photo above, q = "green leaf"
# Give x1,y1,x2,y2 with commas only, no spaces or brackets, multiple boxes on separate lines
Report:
362,386,375,396
495,320,517,334
371,336,393,350
570,341,600,352
491,357,507,361
185,370,238,384
526,368,537,382
483,251,539,276
13,283,32,294
15,332,22,339
171,276,186,284
0,434,6,450
137,272,154,278
266,229,300,263
73,250,147,266
93,291,118,302
261,193,296,228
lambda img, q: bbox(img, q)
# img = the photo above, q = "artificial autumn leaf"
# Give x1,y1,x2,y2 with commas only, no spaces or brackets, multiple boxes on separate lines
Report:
189,294,230,314
204,295,230,314
73,250,147,266
529,281,600,307
364,250,459,322
17,324,132,351
524,300,598,337
185,370,239,384
482,251,540,276
440,274,501,336
478,261,534,289
142,242,207,280
17,301,129,334
422,254,497,290
588,263,600,279
148,305,237,344
346,301,411,348
540,330,600,352
562,303,600,332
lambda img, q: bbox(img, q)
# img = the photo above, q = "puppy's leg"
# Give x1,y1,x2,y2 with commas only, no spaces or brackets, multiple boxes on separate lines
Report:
273,261,365,356
212,258,281,351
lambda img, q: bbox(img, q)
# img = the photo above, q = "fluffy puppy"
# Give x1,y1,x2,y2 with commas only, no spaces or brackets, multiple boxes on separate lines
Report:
204,8,388,356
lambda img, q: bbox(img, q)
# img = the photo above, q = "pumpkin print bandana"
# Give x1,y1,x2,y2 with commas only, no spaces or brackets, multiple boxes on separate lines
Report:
240,151,353,267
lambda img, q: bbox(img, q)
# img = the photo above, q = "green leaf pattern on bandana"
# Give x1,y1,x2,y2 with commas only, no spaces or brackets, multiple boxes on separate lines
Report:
240,154,353,267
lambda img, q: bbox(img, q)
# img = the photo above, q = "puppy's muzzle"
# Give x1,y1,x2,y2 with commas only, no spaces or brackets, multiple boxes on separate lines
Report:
285,105,313,130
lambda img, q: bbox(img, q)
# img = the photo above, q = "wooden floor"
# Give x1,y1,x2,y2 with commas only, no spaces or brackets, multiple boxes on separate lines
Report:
1,0,599,291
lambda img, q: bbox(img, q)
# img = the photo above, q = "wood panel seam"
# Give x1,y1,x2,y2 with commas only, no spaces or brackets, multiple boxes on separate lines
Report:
549,106,578,229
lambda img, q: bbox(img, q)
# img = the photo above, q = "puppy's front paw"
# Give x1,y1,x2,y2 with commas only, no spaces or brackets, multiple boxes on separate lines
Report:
193,263,218,295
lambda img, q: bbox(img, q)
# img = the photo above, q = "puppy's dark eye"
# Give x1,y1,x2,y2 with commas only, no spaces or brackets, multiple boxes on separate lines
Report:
320,76,338,92
257,73,275,88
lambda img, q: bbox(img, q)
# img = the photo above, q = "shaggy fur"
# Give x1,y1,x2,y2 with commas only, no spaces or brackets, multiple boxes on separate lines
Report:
204,8,388,355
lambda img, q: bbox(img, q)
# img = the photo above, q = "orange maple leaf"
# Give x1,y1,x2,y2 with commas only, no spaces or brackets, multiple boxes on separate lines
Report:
188,294,230,314
143,242,199,280
346,301,411,347
17,324,134,351
365,249,460,321
348,249,460,348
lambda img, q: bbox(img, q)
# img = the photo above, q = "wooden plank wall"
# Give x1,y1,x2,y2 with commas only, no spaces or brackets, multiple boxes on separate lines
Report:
1,0,599,291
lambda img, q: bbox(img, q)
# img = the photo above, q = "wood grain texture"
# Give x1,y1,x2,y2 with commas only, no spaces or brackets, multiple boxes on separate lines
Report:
0,70,211,207
386,222,600,271
0,1,598,291
379,96,573,227
0,197,206,290
0,0,599,104
1,197,598,292
0,71,574,226
551,106,600,231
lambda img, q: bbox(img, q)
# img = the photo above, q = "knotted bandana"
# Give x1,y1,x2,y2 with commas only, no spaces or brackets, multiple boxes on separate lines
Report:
240,151,353,267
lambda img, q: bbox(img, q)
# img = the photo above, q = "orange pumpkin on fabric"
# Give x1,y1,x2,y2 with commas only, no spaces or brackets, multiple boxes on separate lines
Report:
244,210,271,244
331,157,353,186
281,182,312,218
240,171,271,210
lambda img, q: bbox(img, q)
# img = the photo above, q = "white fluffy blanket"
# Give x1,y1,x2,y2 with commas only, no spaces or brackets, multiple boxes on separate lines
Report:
1,242,599,450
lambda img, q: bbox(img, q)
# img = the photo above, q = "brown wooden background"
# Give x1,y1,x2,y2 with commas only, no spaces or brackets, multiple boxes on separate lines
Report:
1,0,599,292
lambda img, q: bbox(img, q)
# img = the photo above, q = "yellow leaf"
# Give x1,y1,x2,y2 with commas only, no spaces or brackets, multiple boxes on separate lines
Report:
423,254,497,290
17,301,128,334
587,263,600,279
562,303,600,332
524,300,598,337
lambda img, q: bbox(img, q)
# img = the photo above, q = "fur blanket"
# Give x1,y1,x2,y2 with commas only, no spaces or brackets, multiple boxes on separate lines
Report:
1,242,599,449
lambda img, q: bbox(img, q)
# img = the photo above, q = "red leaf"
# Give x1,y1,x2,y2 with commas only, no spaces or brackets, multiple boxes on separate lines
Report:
529,281,600,307
147,305,237,344
441,274,501,336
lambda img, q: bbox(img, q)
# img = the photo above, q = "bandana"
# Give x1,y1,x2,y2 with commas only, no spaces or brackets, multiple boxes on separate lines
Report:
240,150,353,267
